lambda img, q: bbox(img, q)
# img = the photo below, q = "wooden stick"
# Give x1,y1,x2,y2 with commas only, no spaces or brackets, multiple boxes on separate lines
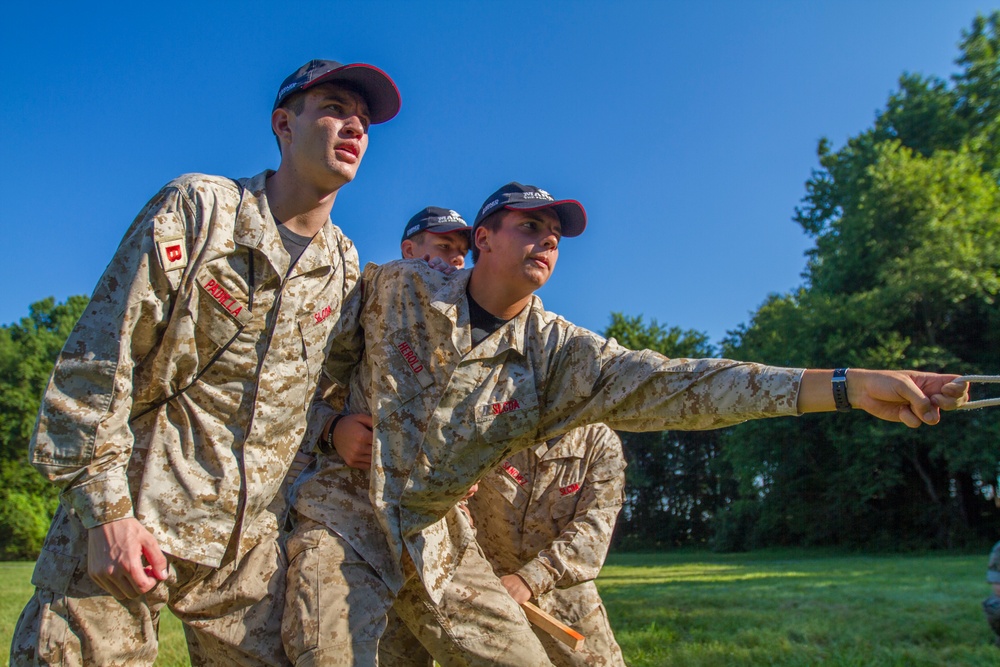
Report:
521,601,585,651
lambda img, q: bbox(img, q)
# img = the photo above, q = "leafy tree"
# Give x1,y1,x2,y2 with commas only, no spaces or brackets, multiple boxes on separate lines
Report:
602,313,736,548
0,295,89,558
720,13,1000,551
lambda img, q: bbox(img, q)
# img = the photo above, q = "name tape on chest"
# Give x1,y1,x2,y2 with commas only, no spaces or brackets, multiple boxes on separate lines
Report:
157,236,188,272
559,482,581,496
313,305,333,324
481,399,521,417
394,340,435,388
502,461,528,486
199,278,252,325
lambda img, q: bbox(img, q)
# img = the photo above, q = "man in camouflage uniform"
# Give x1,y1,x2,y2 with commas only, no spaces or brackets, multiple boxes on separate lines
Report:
466,423,627,666
400,206,472,268
10,59,399,666
378,423,628,667
286,181,968,666
984,540,1000,646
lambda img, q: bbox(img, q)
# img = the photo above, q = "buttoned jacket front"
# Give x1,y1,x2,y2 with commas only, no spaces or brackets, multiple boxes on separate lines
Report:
31,171,361,567
468,423,625,624
298,259,802,602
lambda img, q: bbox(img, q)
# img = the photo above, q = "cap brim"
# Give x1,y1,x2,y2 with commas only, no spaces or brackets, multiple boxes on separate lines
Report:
426,223,472,236
506,199,587,237
307,63,401,124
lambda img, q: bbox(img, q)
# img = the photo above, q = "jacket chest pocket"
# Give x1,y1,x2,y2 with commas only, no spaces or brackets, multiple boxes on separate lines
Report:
549,488,582,520
480,464,529,510
371,329,435,422
192,270,252,363
299,311,335,378
475,392,539,446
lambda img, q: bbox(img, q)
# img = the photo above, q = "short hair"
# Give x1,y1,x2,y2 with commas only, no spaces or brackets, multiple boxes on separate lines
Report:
471,210,505,264
401,230,428,255
273,92,308,155
280,91,308,115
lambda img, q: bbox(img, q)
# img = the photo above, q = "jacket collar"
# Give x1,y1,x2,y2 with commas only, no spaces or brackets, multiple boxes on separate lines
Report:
233,170,339,279
430,269,541,360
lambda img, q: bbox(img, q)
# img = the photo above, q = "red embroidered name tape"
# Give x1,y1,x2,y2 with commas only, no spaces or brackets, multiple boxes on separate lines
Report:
503,462,527,486
397,341,425,374
202,279,244,318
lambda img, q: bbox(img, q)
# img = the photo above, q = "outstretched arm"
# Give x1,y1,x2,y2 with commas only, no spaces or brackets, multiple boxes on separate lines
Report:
797,369,967,427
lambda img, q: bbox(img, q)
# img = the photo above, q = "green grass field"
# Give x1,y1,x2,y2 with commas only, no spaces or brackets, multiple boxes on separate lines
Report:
1,550,996,666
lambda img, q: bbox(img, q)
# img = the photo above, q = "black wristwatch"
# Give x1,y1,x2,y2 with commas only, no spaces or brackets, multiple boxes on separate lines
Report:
832,368,852,412
318,414,346,454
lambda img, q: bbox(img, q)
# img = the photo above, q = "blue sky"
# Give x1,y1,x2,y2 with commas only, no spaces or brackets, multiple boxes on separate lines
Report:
1,1,992,346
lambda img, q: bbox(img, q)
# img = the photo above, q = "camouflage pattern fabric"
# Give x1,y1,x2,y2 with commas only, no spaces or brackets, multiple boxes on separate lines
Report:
295,259,802,606
11,507,287,666
380,424,627,666
283,515,554,667
12,171,362,665
987,540,1000,584
282,517,392,666
466,423,627,666
985,541,1000,643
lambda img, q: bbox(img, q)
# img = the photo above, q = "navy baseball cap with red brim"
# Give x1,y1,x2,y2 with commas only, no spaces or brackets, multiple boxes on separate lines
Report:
402,207,471,243
273,59,401,124
473,182,587,237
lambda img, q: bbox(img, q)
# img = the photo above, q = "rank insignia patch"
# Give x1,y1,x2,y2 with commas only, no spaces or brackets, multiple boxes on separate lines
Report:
157,236,188,272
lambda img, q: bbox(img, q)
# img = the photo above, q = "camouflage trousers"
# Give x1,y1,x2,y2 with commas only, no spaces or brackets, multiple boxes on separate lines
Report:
9,504,289,667
281,517,553,666
379,597,626,667
984,595,1000,642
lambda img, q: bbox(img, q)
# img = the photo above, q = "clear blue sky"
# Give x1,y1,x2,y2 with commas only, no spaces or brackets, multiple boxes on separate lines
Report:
1,1,992,345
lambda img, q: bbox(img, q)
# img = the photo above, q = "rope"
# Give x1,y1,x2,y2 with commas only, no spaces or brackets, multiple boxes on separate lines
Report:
955,375,1000,410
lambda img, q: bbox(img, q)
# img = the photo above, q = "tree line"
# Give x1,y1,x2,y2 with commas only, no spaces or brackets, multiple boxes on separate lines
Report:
2,13,1000,559
614,13,1000,552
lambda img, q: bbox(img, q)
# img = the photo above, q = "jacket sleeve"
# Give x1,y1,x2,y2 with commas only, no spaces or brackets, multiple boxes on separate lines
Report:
28,185,188,528
303,244,365,453
539,324,803,437
516,425,627,597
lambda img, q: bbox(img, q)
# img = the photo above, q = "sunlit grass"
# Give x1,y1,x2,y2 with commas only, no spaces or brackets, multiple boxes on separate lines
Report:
0,561,188,666
2,551,996,666
600,550,995,666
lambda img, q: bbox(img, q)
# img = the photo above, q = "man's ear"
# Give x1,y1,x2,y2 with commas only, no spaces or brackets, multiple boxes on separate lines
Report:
272,107,293,148
401,240,415,259
474,227,490,253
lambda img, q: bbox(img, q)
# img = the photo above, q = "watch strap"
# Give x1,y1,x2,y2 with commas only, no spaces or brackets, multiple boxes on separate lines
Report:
832,368,851,413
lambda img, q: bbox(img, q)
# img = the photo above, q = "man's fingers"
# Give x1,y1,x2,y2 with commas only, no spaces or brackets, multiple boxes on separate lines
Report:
932,393,965,410
125,552,160,595
87,518,165,599
933,380,970,410
893,376,936,424
141,533,169,582
898,406,922,428
943,380,970,397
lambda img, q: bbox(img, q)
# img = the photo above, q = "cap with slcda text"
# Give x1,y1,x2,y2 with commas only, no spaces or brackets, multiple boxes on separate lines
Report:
273,59,401,124
473,182,586,237
402,207,471,243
